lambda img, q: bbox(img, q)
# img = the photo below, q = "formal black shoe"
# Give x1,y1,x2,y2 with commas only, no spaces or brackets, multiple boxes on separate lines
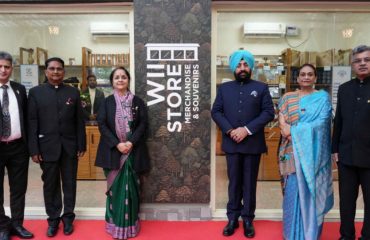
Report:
338,236,356,240
63,223,73,235
0,231,9,240
243,220,255,238
10,225,34,239
223,220,239,236
46,226,58,237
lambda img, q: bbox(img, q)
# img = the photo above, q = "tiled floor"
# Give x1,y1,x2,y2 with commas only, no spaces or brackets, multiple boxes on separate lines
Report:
3,157,364,218
215,155,364,210
4,160,106,208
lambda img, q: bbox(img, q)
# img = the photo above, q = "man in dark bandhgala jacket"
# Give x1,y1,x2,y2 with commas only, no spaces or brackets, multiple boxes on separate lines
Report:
332,45,370,240
211,49,274,238
0,51,33,240
28,57,86,238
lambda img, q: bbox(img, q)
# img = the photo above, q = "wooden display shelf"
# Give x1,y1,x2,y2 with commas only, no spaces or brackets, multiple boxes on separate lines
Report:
77,126,105,180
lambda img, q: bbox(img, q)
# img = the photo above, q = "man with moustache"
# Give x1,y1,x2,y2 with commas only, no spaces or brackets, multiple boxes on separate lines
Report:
0,51,33,240
332,45,370,240
28,57,86,237
81,74,105,122
211,50,274,238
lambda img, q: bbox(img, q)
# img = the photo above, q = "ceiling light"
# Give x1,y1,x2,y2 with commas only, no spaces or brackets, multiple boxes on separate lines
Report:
48,25,59,35
342,28,353,38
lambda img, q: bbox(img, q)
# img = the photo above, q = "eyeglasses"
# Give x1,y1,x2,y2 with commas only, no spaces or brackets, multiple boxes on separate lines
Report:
47,67,64,72
352,57,370,65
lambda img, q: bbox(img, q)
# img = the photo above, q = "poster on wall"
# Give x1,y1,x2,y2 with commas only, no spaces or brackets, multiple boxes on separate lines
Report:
134,1,211,203
331,66,351,114
20,64,39,93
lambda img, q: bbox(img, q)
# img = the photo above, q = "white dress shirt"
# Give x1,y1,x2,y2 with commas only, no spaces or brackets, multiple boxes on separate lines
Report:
88,87,96,114
0,81,22,141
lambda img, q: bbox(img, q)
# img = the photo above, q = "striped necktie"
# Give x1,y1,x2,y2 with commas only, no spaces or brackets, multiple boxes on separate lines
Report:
1,85,11,138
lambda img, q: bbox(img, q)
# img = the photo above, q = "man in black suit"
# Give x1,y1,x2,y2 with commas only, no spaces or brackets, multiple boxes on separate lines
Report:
81,74,105,122
211,50,274,238
0,51,33,240
28,57,86,237
332,45,370,240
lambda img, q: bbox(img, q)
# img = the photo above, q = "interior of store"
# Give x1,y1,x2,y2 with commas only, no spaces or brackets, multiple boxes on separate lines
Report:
1,4,368,218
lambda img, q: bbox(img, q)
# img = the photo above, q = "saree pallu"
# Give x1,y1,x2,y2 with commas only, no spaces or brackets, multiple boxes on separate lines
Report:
105,152,140,240
283,90,334,240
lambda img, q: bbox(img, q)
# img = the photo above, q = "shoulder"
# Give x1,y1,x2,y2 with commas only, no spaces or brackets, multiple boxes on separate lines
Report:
29,84,44,94
10,81,26,91
133,95,144,103
64,84,79,93
249,79,268,89
282,91,298,99
104,95,115,104
339,79,354,89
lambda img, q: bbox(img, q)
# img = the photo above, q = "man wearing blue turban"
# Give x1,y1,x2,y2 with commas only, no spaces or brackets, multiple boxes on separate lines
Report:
212,50,274,238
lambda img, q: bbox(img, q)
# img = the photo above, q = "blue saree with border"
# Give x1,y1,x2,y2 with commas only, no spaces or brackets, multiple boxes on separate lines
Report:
283,90,334,240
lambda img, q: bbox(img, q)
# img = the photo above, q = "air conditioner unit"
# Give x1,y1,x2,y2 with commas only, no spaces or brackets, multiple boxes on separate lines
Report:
90,22,129,37
243,22,286,38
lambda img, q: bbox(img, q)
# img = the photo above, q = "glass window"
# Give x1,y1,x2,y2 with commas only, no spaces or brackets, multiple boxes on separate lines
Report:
215,11,370,211
1,11,130,212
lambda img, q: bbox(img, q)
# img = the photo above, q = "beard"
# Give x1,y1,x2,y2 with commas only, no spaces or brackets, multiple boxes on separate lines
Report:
234,70,251,82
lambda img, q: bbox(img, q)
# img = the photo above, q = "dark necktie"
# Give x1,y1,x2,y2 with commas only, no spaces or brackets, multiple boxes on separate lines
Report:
1,85,11,138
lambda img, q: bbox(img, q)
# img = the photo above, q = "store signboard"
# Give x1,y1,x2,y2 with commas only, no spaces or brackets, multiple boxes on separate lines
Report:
20,64,39,94
134,1,211,203
331,66,351,114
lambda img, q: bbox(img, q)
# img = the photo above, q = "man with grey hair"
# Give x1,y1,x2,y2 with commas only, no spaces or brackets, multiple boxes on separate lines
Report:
0,51,33,240
332,45,370,240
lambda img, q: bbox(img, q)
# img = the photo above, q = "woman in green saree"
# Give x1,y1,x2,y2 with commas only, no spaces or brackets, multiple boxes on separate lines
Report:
95,67,150,239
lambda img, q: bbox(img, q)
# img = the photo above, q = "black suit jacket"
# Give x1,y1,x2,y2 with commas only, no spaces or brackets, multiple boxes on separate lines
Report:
0,81,28,143
95,95,150,174
81,88,105,119
332,77,370,168
28,83,86,162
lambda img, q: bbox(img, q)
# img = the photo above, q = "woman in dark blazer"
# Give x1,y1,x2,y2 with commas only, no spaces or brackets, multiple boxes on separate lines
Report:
95,67,149,240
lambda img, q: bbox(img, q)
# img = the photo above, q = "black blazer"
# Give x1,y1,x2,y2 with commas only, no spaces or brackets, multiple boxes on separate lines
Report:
28,83,86,161
95,95,150,174
0,81,28,143
332,77,370,168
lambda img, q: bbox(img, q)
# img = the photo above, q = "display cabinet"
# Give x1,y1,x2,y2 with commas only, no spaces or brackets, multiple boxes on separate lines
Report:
81,47,130,91
77,126,105,180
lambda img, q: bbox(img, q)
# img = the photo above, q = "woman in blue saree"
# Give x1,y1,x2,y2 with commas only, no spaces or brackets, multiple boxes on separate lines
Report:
278,63,334,240
95,67,150,240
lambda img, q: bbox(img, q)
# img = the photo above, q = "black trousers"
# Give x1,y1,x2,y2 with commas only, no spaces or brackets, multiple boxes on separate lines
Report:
225,153,261,222
338,162,370,239
0,140,29,231
40,148,78,227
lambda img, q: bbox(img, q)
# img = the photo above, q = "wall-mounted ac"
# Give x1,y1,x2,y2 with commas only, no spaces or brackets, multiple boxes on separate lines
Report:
90,22,129,37
243,22,286,38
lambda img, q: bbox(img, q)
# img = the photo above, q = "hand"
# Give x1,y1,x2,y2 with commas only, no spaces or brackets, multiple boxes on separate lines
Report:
117,142,133,154
280,124,291,138
332,153,339,171
230,127,248,143
332,153,339,162
31,154,43,163
77,151,85,158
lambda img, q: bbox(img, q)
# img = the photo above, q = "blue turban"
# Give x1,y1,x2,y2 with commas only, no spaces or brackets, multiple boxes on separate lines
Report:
229,50,255,73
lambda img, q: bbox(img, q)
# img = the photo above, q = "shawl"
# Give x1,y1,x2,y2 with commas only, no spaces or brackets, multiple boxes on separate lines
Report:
106,90,134,190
